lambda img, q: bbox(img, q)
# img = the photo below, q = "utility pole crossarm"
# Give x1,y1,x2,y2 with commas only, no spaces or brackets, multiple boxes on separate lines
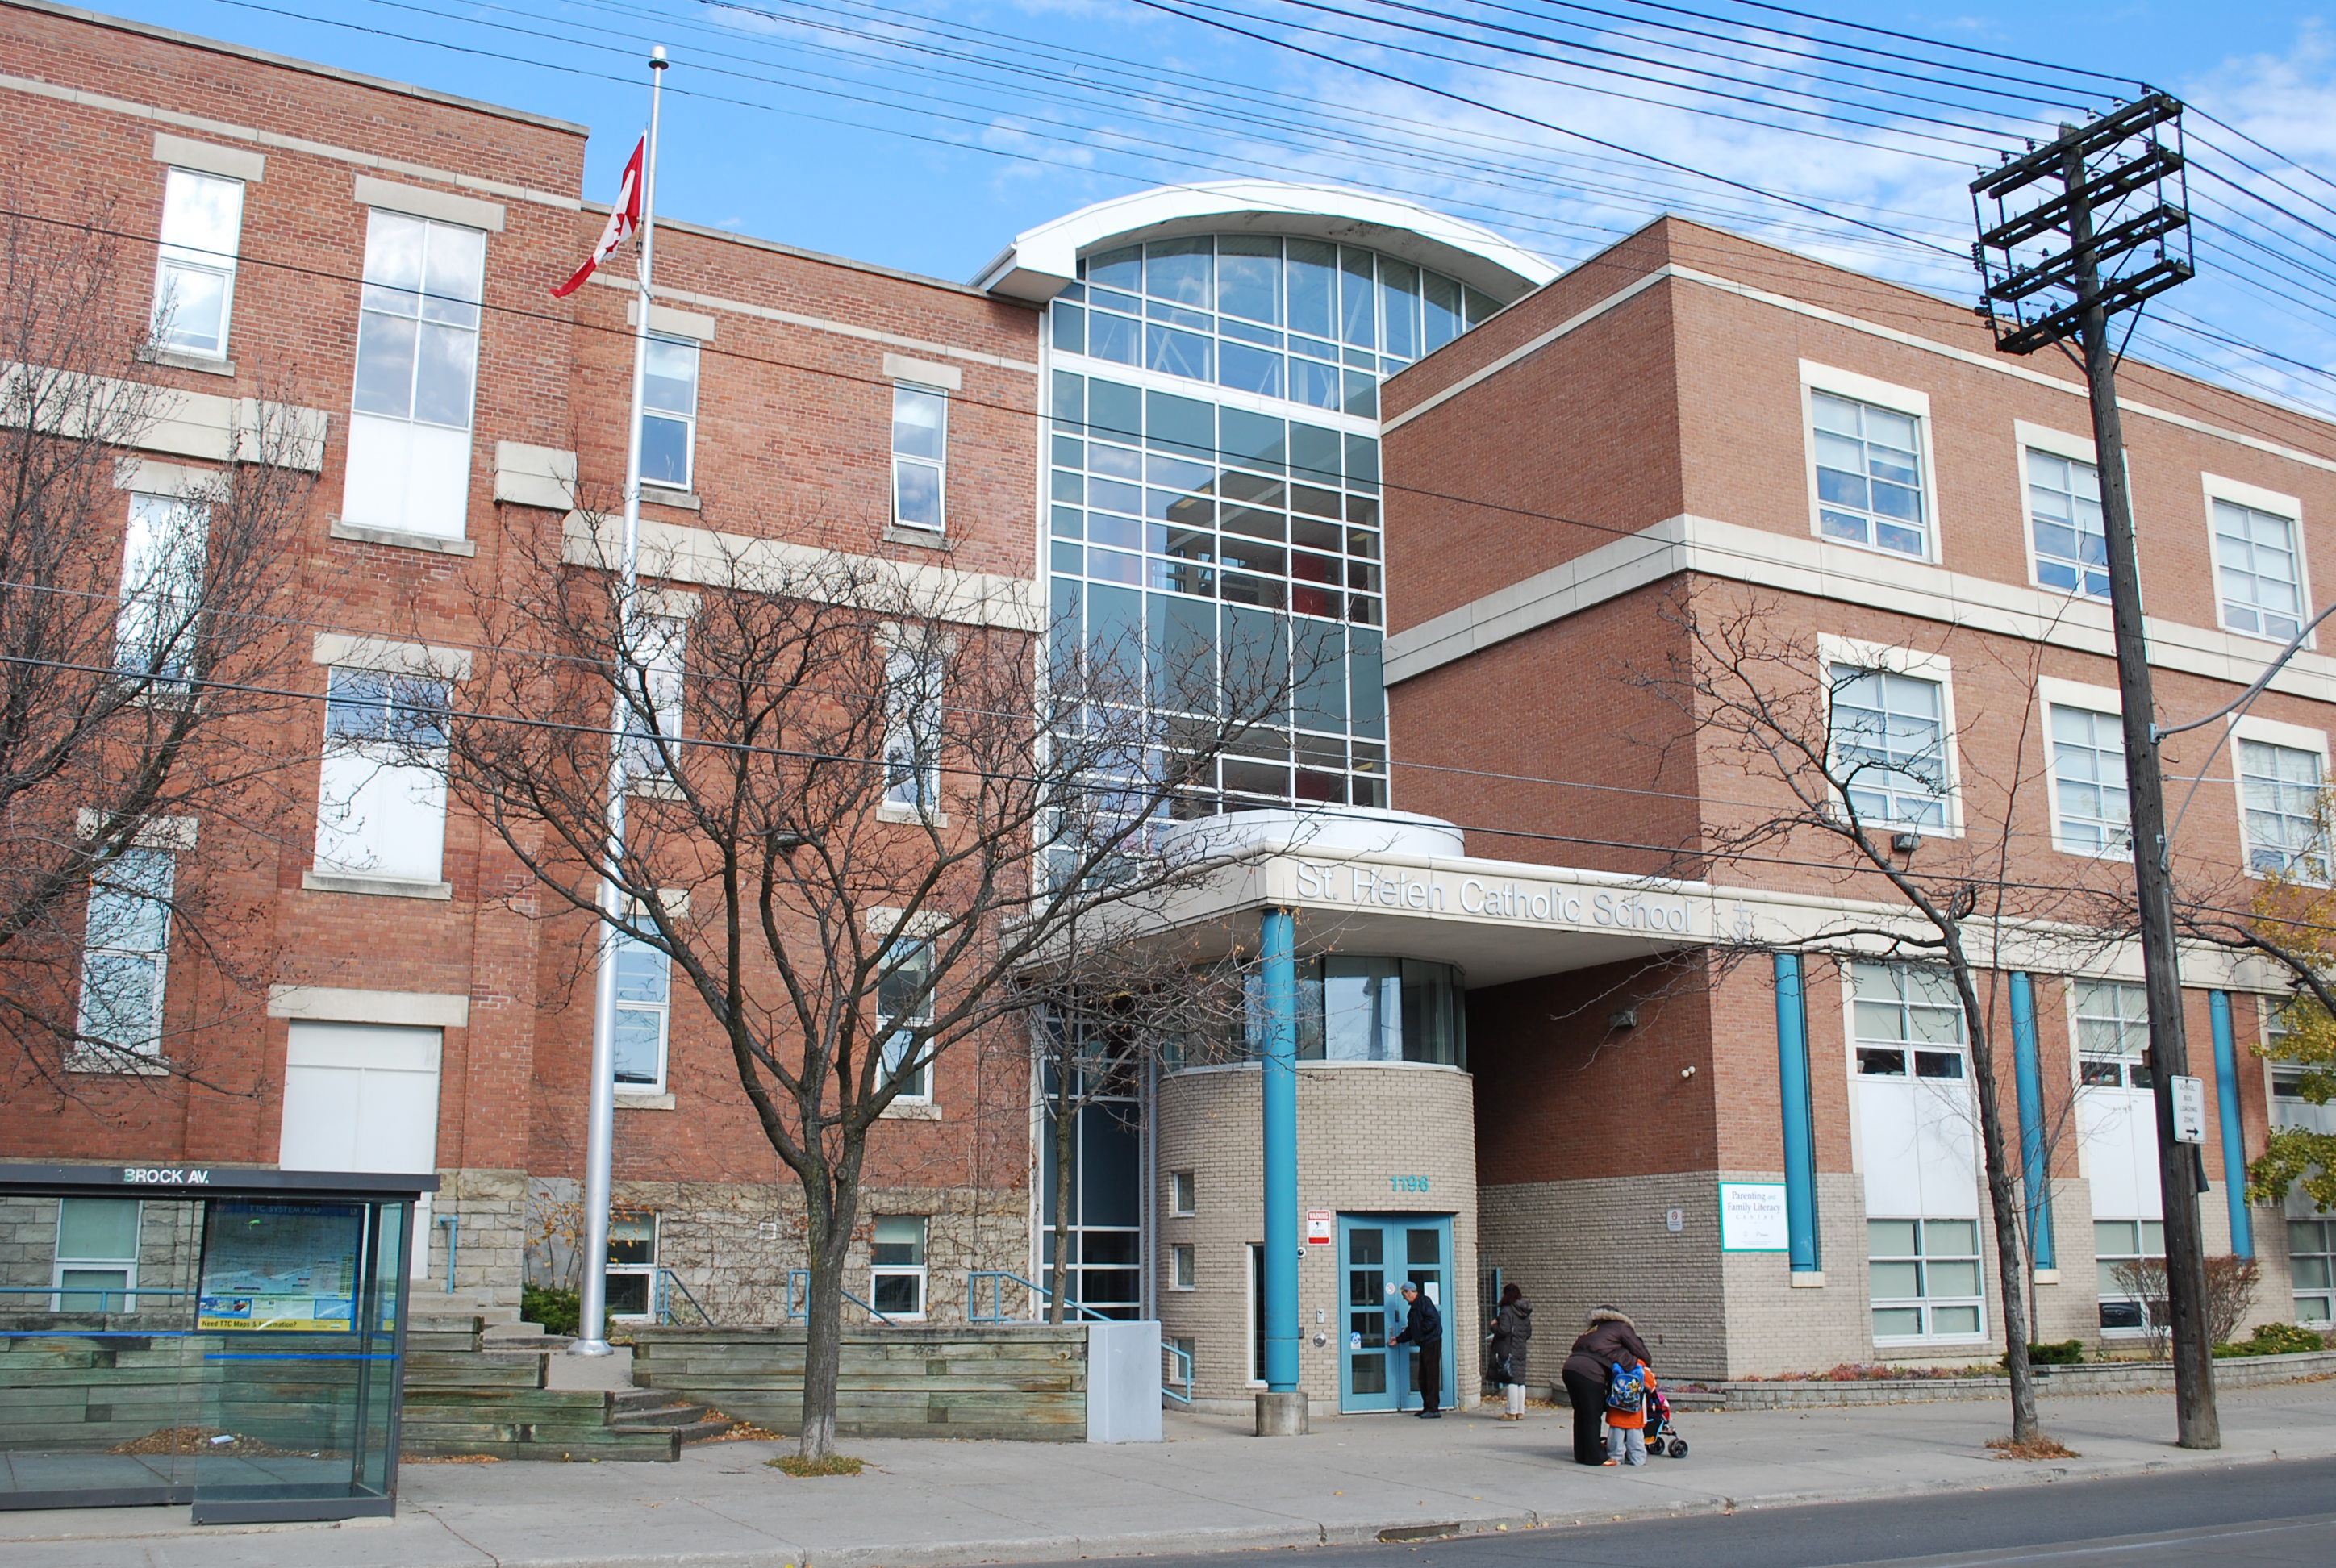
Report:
1968,99,2221,1452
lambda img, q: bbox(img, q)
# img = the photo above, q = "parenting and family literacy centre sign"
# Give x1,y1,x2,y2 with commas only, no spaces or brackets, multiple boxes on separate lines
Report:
1718,1182,1790,1253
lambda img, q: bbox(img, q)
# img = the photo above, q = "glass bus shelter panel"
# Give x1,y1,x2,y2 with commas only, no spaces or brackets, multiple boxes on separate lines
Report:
188,1199,407,1524
0,1194,202,1509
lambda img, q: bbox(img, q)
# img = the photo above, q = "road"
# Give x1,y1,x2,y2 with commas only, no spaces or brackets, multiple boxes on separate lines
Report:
1057,1454,2336,1568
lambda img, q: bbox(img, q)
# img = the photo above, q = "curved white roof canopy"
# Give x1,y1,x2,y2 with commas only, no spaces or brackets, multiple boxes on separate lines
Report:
974,180,1557,305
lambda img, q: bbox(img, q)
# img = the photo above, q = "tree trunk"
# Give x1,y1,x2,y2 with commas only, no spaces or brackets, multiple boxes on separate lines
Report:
798,1181,857,1462
1049,1075,1077,1325
1953,961,2040,1443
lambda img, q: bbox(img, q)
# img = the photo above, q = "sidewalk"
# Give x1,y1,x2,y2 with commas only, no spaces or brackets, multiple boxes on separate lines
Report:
6,1378,2334,1568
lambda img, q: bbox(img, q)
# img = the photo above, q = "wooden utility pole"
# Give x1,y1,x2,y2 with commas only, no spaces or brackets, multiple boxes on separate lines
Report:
1971,94,2219,1449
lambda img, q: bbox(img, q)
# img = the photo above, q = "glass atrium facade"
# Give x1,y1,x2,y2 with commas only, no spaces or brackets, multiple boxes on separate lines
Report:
1047,235,1506,810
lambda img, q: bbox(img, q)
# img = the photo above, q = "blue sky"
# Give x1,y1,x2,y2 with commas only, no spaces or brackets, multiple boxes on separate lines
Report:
107,0,2336,411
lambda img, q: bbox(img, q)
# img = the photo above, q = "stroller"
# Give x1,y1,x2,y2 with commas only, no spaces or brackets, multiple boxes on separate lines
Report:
1641,1385,1690,1459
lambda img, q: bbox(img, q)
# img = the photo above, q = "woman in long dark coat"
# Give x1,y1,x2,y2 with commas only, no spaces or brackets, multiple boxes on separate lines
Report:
1488,1283,1533,1420
1560,1305,1651,1465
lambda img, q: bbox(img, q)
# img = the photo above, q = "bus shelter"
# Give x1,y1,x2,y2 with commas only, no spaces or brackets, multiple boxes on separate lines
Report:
0,1162,429,1523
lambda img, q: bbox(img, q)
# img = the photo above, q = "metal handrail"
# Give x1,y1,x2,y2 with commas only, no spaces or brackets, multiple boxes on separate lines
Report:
785,1268,895,1325
1161,1340,1194,1407
965,1270,1112,1324
652,1267,715,1326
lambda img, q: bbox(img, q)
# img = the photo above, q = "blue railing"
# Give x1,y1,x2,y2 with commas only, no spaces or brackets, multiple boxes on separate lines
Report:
1161,1340,1194,1407
784,1269,894,1325
652,1267,715,1326
965,1270,1113,1324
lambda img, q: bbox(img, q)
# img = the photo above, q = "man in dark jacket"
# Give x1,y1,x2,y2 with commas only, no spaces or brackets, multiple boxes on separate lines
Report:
1561,1306,1652,1464
1390,1280,1444,1417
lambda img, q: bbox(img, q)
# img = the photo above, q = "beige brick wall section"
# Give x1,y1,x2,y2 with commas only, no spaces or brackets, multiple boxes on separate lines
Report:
1155,1061,1479,1415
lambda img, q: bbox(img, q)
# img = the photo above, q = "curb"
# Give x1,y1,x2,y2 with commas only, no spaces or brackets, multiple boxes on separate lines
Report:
398,1449,2279,1568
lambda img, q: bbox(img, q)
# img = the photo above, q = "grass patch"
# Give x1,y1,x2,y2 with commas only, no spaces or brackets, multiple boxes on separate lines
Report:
766,1453,865,1477
1987,1435,2079,1461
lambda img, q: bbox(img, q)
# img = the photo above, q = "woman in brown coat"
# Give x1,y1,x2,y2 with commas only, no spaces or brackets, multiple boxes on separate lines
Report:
1560,1305,1651,1466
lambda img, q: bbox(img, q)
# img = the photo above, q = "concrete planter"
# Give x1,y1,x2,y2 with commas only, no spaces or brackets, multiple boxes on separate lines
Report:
1675,1349,2336,1410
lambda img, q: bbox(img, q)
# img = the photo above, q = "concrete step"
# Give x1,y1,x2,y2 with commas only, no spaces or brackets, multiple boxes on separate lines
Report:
409,1291,526,1326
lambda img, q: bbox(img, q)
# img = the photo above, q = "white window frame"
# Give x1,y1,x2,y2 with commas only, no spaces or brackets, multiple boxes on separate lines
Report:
2038,676,2131,860
605,1210,658,1323
2204,473,2311,648
152,166,243,361
52,1197,144,1313
891,382,949,533
1819,635,1962,838
2230,714,2329,882
1800,361,1938,565
639,332,701,494
116,491,209,686
1170,1241,1196,1291
2014,421,2110,602
620,615,686,786
612,926,672,1095
314,664,452,886
1867,1216,1988,1345
74,849,176,1067
2092,1217,2166,1337
341,207,488,543
1169,1170,1196,1216
876,936,935,1103
2265,995,2336,1138
2072,978,2150,1091
870,1215,929,1321
2289,1217,2334,1326
879,640,944,821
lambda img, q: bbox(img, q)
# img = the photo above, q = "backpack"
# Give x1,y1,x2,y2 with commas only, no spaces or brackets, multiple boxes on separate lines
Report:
1605,1361,1646,1413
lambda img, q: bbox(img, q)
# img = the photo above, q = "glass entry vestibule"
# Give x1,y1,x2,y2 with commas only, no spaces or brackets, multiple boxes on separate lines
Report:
0,1163,428,1524
1336,1213,1453,1413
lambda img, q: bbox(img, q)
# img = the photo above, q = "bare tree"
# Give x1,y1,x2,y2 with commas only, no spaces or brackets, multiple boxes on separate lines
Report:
1637,589,2131,1445
1015,920,1254,1324
0,211,315,1099
442,510,1315,1459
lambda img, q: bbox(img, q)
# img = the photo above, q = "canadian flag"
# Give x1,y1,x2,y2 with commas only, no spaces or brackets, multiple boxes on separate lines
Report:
551,136,646,298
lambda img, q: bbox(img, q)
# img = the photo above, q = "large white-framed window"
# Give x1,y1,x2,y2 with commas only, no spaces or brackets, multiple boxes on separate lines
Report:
891,383,947,532
640,333,700,492
2042,685,2130,857
115,492,208,685
2093,1218,2166,1334
52,1198,143,1312
341,209,487,541
2233,720,2327,879
605,1210,657,1320
870,1215,928,1320
2206,477,2309,644
1867,1217,1985,1342
2017,423,2109,599
876,936,933,1101
613,928,671,1094
1824,640,1956,832
75,849,176,1065
2071,977,2162,1331
152,168,243,360
1803,365,1933,561
2075,978,2150,1089
315,665,451,885
881,643,943,815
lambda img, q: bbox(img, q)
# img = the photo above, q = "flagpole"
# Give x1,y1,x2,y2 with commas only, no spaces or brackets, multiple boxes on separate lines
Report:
574,41,666,1359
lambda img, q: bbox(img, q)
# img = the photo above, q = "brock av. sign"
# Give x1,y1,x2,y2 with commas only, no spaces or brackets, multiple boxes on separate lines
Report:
1289,860,1700,936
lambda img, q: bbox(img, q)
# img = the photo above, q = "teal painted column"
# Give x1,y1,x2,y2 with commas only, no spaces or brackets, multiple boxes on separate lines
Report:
2009,973,2055,1271
1260,908,1299,1392
1772,953,1820,1274
2209,991,2255,1258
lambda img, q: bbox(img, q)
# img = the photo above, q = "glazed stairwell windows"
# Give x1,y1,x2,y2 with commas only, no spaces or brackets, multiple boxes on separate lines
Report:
892,383,947,532
152,168,242,360
341,209,486,542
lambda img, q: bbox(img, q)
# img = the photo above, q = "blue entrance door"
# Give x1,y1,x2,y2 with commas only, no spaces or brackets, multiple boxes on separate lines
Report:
1337,1214,1453,1413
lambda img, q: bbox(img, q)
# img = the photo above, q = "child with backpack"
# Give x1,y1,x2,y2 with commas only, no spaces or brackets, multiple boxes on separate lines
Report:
1603,1354,1654,1466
